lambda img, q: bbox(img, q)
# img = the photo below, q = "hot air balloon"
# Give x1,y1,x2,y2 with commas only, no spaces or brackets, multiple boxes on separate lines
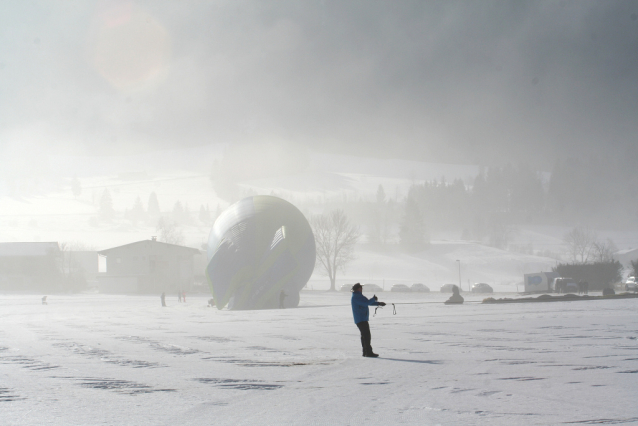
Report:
206,196,316,310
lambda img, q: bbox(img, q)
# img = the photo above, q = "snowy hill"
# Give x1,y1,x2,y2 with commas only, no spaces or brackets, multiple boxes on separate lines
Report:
0,145,577,290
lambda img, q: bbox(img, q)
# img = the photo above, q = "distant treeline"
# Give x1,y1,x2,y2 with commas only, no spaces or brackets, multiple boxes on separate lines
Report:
313,159,638,254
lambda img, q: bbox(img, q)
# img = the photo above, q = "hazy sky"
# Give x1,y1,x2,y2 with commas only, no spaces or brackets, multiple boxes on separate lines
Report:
1,0,637,167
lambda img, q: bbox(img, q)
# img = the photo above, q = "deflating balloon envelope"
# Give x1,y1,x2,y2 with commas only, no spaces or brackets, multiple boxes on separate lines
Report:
206,196,316,310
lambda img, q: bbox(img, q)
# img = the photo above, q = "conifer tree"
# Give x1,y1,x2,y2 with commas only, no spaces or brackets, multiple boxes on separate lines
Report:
199,204,210,224
131,196,145,225
71,176,82,198
99,189,115,221
399,196,427,252
376,184,386,204
147,192,160,218
172,201,184,224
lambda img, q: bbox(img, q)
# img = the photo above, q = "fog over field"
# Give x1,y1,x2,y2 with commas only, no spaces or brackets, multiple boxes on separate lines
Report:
1,1,638,425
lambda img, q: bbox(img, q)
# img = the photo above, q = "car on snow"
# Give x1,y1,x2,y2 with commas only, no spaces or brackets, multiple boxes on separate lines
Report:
440,284,461,293
625,276,638,292
340,284,356,292
552,277,578,293
411,283,430,292
363,283,384,292
391,283,411,292
471,283,493,293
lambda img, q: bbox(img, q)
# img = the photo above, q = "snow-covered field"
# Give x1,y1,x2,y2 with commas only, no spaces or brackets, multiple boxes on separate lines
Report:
2,291,637,425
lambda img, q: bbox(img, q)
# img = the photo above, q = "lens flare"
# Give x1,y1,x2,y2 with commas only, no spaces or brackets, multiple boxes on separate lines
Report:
90,1,171,91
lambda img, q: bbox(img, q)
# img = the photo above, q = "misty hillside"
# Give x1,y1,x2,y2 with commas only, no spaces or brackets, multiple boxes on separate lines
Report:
3,145,622,290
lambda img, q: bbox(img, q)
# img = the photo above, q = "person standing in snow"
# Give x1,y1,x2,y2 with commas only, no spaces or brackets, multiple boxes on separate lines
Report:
351,283,385,357
279,290,287,309
160,292,166,307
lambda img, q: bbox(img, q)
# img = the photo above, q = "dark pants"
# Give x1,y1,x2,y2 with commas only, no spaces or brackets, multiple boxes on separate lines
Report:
356,321,372,355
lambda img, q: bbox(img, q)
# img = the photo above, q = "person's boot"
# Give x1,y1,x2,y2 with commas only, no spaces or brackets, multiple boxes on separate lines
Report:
364,348,379,357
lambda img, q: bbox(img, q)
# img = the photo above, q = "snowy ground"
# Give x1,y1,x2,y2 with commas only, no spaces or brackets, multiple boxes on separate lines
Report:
2,291,637,425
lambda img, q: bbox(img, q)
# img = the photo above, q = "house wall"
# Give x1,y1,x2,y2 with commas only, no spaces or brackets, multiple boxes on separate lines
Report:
105,245,150,276
101,242,197,294
0,254,63,292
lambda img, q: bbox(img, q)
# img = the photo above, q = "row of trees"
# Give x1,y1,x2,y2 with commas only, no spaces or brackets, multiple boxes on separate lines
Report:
315,156,637,254
95,189,222,228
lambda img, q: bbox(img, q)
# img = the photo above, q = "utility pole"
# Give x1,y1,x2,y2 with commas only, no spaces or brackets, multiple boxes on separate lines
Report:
456,260,461,291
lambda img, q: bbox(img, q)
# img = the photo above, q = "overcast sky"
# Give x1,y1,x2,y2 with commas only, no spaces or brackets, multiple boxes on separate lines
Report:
1,0,637,167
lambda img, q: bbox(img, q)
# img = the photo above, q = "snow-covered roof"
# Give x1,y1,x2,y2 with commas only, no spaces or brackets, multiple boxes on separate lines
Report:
615,248,638,256
0,242,61,257
98,240,200,256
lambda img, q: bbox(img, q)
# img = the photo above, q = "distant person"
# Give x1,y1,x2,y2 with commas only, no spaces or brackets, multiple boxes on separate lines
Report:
279,290,287,309
351,283,385,357
583,281,589,295
41,296,47,305
444,285,464,304
207,298,214,307
182,291,186,302
578,280,585,295
178,291,182,302
160,292,166,307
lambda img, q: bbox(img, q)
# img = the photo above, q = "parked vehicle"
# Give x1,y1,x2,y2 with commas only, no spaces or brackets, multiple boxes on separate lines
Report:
391,283,411,292
552,277,578,293
340,283,355,292
471,283,493,293
363,283,383,292
440,284,461,293
625,276,638,292
411,283,430,292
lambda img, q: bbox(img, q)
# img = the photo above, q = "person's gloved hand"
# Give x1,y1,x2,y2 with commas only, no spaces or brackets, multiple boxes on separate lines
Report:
378,302,386,306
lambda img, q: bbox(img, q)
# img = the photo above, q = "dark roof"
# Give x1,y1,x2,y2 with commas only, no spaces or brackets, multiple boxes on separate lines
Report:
0,242,61,257
98,240,200,256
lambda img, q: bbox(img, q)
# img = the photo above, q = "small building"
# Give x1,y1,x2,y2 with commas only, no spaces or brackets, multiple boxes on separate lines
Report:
97,239,201,294
523,271,559,293
0,242,63,292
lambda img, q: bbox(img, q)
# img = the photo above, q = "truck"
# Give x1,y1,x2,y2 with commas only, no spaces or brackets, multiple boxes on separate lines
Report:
523,272,558,293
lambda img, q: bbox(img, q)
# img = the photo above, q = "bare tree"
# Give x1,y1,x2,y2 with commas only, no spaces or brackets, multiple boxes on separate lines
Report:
563,225,598,264
311,209,359,291
156,217,185,245
60,241,92,292
592,238,617,263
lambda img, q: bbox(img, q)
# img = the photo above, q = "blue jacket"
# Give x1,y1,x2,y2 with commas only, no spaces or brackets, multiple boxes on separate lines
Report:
351,292,379,324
